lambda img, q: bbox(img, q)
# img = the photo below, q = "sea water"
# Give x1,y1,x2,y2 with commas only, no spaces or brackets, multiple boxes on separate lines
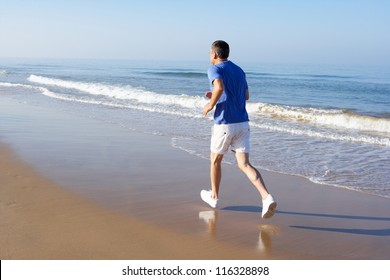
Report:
1,58,389,198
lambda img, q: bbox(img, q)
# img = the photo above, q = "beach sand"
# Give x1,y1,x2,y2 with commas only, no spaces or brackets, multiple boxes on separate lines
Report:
0,145,272,260
1,96,389,260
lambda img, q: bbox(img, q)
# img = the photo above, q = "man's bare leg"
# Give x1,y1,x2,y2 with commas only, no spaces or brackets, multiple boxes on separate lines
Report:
235,152,270,200
210,152,224,199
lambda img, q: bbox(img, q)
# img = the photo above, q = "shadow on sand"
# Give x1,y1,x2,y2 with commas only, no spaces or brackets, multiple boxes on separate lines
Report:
221,205,390,221
289,226,390,236
221,205,390,237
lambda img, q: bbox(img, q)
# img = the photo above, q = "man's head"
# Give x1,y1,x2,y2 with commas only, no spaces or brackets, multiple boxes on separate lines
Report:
210,40,229,64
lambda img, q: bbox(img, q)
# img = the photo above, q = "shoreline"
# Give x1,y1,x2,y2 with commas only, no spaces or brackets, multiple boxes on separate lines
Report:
1,96,390,260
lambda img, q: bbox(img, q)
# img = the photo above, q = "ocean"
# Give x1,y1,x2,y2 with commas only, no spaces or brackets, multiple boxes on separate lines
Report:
1,58,389,198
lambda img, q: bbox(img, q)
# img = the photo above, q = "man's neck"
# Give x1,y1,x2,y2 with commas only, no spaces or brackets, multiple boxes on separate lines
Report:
214,58,228,65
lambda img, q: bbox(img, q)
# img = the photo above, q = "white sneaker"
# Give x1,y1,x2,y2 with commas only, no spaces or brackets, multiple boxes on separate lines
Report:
200,190,218,208
262,194,277,219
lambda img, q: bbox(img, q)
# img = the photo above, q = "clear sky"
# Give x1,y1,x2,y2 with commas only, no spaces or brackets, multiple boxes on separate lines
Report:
1,0,389,65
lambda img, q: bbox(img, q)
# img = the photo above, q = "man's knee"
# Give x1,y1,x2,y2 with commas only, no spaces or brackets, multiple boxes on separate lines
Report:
210,153,223,165
235,153,250,169
237,160,250,171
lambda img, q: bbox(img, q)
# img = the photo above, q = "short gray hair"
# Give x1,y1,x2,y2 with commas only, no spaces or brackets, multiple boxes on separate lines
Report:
211,40,230,59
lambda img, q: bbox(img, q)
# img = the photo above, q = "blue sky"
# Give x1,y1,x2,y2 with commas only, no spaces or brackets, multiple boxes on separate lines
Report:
1,0,389,65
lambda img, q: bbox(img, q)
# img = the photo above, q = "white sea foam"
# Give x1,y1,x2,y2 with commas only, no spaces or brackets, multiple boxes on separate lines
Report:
247,102,390,134
29,75,390,135
250,122,390,146
0,70,8,75
28,75,207,110
27,75,390,134
5,76,390,147
1,80,204,119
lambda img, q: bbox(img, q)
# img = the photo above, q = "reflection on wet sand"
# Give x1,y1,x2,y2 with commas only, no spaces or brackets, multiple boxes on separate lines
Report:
257,224,280,253
199,210,279,253
199,210,218,237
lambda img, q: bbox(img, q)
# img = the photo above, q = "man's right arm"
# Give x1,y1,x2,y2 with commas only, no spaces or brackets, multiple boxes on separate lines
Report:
203,78,224,117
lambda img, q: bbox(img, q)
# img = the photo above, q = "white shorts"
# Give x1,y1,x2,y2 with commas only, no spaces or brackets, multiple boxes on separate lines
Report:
210,121,250,154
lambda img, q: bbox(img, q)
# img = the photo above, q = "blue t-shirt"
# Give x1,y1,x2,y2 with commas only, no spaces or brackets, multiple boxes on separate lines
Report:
208,61,249,124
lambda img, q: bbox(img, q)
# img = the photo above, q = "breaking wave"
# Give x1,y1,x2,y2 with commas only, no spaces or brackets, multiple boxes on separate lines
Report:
28,75,206,110
3,74,388,147
247,103,390,134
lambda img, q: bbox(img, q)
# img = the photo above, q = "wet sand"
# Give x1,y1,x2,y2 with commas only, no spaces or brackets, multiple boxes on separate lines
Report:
1,96,390,259
1,145,271,259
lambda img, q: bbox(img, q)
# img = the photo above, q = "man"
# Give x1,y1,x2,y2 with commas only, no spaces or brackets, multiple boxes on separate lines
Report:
201,40,277,219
